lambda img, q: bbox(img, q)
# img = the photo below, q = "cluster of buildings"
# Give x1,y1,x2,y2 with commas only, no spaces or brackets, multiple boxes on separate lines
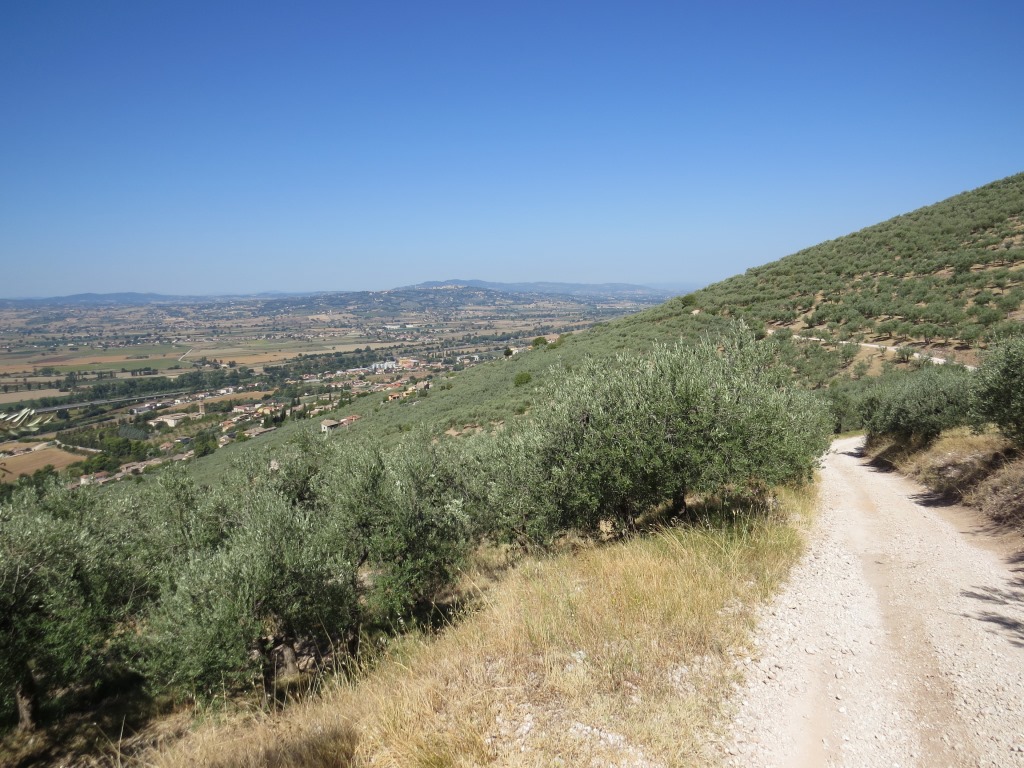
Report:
129,385,257,416
59,352,496,490
78,449,194,487
320,414,362,433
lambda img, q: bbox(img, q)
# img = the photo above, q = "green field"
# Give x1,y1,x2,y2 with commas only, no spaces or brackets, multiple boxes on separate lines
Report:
0,343,190,375
51,357,187,374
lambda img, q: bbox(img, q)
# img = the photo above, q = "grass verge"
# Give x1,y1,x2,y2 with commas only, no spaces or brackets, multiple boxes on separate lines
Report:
864,427,1024,528
143,486,813,768
863,428,1010,496
965,457,1024,528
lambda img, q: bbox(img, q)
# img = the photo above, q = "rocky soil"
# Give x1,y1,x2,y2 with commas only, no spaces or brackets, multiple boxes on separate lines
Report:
722,435,1024,767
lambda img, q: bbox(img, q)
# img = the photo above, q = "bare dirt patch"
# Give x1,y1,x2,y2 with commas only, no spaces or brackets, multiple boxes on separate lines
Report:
0,445,80,482
0,387,63,404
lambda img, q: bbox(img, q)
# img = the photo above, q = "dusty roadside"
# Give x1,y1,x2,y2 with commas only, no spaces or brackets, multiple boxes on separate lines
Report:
723,435,1024,767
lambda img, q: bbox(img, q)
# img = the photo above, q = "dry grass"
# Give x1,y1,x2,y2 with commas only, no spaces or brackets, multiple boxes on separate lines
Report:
144,487,813,768
0,387,64,404
865,428,1024,527
901,428,1013,498
0,445,81,483
966,457,1024,528
866,428,1013,500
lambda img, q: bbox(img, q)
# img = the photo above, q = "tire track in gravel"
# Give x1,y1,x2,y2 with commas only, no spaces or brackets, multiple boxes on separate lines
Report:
722,435,1024,767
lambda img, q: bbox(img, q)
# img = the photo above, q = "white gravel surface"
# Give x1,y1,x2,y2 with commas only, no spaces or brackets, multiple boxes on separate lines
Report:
722,436,1024,767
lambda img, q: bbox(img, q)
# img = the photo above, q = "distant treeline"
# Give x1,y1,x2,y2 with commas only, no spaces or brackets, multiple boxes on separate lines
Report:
2,368,258,412
55,423,160,473
262,347,395,383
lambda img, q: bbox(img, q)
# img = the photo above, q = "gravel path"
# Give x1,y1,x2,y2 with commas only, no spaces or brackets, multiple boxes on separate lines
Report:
723,435,1024,767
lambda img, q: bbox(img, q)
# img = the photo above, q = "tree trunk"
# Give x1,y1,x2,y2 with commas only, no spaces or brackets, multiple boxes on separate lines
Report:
15,669,37,732
671,489,688,518
347,625,362,660
279,643,299,677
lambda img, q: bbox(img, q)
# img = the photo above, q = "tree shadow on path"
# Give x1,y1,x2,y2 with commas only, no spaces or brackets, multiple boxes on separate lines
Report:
960,550,1024,648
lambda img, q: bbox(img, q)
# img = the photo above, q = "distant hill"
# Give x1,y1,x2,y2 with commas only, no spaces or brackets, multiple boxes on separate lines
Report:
360,173,1024,428
410,279,678,300
0,292,188,306
0,290,326,307
1,281,677,307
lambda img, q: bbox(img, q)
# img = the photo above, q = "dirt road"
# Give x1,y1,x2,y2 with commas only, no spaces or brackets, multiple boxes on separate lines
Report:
723,436,1024,767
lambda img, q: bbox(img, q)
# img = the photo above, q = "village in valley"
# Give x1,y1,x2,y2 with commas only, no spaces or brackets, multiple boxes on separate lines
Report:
0,283,662,492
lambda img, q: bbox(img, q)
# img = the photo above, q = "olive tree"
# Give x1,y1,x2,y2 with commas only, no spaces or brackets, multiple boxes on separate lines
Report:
973,336,1024,446
859,364,973,442
141,478,361,699
312,436,471,621
509,325,832,540
650,328,831,510
1,482,149,730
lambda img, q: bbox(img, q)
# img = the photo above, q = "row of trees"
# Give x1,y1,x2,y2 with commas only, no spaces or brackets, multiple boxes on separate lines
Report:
845,336,1024,447
3,367,257,413
1,326,832,731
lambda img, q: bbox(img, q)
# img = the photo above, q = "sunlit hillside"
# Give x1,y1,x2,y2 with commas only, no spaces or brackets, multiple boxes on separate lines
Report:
682,171,1024,346
195,172,1024,469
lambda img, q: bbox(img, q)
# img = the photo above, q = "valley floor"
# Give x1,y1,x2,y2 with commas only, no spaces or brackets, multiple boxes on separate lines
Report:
724,436,1024,767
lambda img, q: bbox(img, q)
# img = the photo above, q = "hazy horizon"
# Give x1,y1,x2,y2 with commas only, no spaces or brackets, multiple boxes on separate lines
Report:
3,2,1022,296
0,277,703,302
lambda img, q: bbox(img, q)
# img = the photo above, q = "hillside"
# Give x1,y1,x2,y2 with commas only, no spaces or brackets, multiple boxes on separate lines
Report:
683,172,1024,348
409,279,681,300
8,175,1024,765
190,174,1024,476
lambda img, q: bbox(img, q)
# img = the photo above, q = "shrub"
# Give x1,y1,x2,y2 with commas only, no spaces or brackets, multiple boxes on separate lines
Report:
367,439,471,618
528,355,670,533
513,371,532,387
312,437,471,620
651,329,832,504
859,364,973,442
141,475,361,698
0,482,151,729
513,325,832,539
973,336,1024,446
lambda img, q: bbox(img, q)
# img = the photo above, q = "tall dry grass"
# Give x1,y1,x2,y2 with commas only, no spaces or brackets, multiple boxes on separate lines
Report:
144,488,813,768
864,427,1024,528
866,428,1013,499
966,456,1024,528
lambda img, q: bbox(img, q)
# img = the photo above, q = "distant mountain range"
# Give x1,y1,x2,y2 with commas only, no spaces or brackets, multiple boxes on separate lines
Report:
1,280,700,306
0,291,314,306
408,279,697,299
1,292,184,305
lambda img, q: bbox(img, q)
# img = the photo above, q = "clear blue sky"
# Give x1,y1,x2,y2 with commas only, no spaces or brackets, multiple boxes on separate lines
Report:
2,1,1022,297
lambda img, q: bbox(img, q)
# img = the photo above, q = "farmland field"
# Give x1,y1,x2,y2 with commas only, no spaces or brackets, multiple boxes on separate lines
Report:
182,339,395,367
0,344,190,376
0,444,81,482
0,388,63,404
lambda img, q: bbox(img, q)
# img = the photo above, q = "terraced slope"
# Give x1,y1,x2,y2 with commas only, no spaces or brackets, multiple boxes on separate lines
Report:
680,172,1024,346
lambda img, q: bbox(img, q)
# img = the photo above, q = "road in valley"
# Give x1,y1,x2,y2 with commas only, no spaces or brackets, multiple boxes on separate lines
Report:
723,436,1024,767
